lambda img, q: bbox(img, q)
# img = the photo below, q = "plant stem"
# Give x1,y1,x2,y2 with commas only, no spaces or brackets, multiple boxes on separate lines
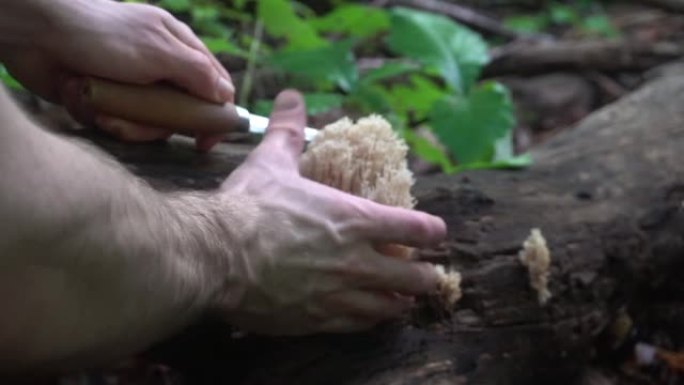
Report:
238,21,264,107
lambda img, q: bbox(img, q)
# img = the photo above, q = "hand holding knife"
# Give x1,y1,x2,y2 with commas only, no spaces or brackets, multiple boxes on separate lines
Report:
81,77,319,143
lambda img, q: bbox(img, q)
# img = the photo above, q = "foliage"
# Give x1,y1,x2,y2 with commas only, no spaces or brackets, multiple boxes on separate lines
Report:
237,1,525,172
0,0,531,173
0,64,22,91
504,2,619,38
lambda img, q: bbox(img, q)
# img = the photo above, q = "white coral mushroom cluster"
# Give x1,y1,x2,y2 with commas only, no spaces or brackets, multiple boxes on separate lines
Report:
300,115,415,209
299,115,462,307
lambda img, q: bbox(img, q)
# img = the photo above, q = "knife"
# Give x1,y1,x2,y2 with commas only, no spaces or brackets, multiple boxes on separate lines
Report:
82,77,319,142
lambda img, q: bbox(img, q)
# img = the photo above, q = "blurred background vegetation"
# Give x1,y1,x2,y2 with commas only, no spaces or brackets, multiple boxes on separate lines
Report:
0,0,633,174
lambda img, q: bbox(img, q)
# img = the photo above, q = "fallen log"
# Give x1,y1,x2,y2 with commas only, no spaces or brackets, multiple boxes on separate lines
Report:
642,0,684,12
484,39,684,77
71,71,684,384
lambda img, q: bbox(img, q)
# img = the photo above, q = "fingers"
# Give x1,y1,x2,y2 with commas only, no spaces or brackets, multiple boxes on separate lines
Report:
341,251,441,296
345,198,447,248
252,90,307,169
95,115,173,142
162,19,234,104
164,19,234,96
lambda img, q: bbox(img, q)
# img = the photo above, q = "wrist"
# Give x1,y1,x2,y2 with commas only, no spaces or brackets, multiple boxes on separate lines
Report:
164,190,261,314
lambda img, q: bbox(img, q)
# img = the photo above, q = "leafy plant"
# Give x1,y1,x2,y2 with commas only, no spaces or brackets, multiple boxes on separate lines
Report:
0,0,531,174
503,2,619,38
0,65,23,90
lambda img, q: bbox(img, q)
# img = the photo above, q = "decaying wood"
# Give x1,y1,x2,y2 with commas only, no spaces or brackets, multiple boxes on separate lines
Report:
484,39,684,77
75,72,684,384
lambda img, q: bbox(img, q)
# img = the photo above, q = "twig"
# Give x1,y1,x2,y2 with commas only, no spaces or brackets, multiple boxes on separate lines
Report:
238,21,264,107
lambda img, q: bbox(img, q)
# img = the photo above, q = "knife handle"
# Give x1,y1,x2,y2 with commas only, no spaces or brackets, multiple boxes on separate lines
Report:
82,77,250,136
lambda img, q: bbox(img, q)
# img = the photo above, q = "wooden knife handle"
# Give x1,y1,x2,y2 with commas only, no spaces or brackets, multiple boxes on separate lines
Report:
82,78,250,136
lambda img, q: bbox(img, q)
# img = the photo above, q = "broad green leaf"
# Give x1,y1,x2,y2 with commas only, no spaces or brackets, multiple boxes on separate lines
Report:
253,93,344,116
311,5,390,38
158,0,191,12
430,81,515,165
0,64,23,90
258,0,326,50
383,75,446,120
403,129,456,173
387,7,489,93
359,61,419,85
201,37,248,58
347,83,392,114
269,40,358,91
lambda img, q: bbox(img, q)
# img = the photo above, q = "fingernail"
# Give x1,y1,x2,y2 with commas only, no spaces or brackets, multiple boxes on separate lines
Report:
216,77,235,103
274,91,301,111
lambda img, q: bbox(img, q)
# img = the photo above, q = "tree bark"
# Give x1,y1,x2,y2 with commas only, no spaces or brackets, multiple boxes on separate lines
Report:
78,72,684,385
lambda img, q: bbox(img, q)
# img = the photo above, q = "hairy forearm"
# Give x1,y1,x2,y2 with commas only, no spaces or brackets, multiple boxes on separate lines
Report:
0,88,236,372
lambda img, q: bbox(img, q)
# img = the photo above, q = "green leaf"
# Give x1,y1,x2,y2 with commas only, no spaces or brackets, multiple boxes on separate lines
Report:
503,15,549,33
158,0,191,12
311,5,390,38
269,40,358,91
201,37,248,58
347,83,392,114
549,4,578,25
429,81,515,165
403,129,456,173
233,0,249,10
383,75,446,121
258,0,326,50
581,15,619,38
191,5,231,38
387,7,489,93
303,93,344,115
0,64,23,90
359,61,419,85
448,154,532,173
253,93,344,116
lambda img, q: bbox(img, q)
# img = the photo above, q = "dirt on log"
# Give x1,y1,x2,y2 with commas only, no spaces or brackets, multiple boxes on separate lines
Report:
74,72,684,385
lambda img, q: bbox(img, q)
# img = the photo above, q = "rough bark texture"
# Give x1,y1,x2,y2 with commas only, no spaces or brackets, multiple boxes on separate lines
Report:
78,73,684,385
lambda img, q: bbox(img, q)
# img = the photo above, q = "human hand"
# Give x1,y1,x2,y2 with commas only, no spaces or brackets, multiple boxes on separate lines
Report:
213,90,447,335
1,0,233,151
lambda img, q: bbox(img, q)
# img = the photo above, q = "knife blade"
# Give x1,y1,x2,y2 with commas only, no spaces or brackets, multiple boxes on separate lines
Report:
234,106,319,142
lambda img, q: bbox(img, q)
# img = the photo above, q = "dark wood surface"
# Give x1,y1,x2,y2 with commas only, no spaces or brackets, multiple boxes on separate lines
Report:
75,73,684,385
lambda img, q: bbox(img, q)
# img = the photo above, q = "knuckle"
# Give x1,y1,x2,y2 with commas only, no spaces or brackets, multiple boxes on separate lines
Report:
187,51,215,76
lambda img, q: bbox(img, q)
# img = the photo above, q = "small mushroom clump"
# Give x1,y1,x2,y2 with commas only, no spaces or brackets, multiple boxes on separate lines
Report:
519,228,552,305
299,115,461,307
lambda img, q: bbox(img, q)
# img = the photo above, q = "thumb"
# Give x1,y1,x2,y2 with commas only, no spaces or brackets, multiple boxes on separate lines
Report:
256,90,307,168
